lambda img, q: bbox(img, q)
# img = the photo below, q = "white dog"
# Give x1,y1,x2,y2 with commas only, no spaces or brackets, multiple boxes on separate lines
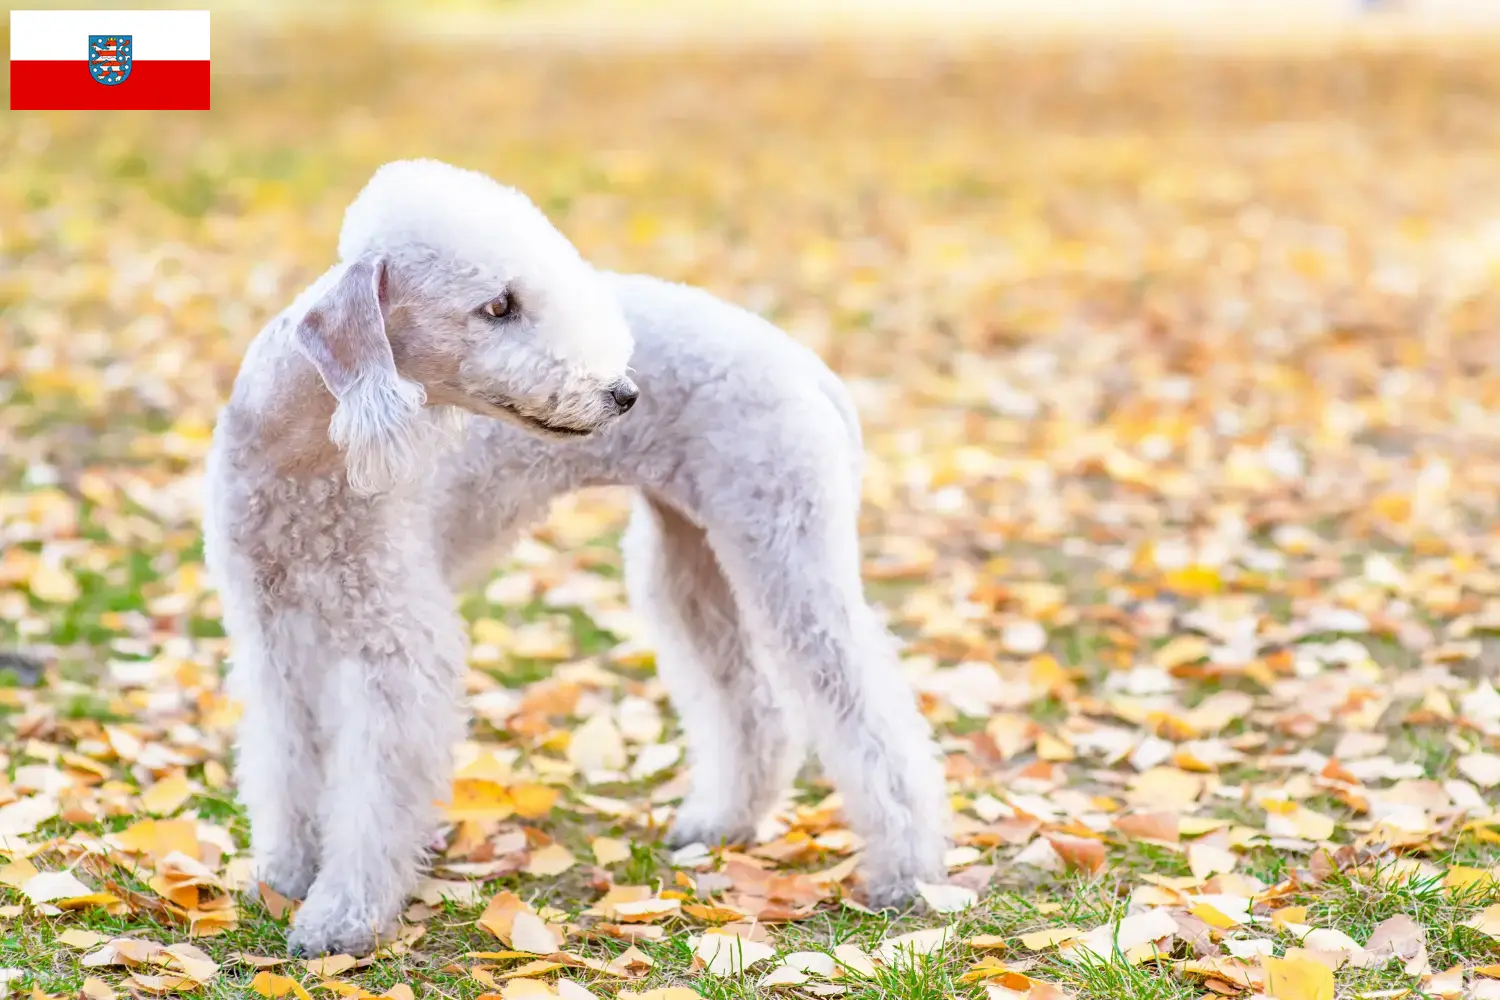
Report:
204,159,949,956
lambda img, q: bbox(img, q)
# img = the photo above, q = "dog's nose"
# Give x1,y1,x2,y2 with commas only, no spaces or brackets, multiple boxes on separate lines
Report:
611,380,639,414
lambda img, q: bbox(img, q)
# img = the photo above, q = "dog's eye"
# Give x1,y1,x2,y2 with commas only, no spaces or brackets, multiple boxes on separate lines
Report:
482,291,516,321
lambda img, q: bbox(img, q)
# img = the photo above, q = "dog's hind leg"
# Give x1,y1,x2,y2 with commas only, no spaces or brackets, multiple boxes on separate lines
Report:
624,494,801,848
705,467,950,908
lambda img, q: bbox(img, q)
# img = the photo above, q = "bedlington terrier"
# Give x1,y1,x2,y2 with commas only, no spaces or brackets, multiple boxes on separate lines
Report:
204,159,949,957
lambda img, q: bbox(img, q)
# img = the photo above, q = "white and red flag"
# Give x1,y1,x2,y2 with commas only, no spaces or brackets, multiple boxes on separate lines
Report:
10,9,210,110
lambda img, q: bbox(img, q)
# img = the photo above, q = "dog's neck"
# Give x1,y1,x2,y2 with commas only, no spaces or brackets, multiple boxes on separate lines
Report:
227,352,347,479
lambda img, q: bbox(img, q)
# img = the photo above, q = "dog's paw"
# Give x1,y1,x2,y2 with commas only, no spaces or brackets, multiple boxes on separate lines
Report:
860,876,923,911
286,884,391,957
287,919,378,959
665,813,756,851
859,843,948,911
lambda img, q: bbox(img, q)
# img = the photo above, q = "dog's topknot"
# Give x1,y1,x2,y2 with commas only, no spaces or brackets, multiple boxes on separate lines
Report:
338,158,585,279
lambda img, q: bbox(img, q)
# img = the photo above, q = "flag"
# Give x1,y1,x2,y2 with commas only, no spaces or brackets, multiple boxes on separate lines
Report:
10,10,210,110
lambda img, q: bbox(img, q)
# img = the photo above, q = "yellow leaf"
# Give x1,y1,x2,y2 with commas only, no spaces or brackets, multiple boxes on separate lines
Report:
1468,904,1500,938
108,819,200,864
1271,906,1308,929
304,955,357,977
510,784,559,820
1019,928,1082,950
139,773,194,816
968,935,1009,951
258,882,295,921
1445,866,1495,892
591,837,630,865
251,972,313,1000
523,844,575,878
1191,903,1243,930
1424,965,1464,999
1262,954,1334,1000
681,902,748,923
0,858,39,888
446,778,515,822
500,981,557,998
59,929,107,949
478,891,528,943
28,563,79,604
80,978,117,1000
1154,635,1211,670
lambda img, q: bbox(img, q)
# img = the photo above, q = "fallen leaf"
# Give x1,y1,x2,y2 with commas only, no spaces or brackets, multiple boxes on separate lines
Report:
591,837,630,865
1188,842,1237,880
510,910,564,954
523,844,576,878
1044,834,1106,874
304,955,356,977
59,929,107,949
138,774,194,816
21,870,94,904
251,971,313,1000
1019,928,1082,951
1069,909,1177,961
80,978,117,1000
1262,953,1334,1000
878,926,952,963
1469,904,1500,938
696,932,776,975
917,880,978,913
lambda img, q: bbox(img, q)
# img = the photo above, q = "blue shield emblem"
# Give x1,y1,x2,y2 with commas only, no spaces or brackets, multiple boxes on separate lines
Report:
88,35,132,86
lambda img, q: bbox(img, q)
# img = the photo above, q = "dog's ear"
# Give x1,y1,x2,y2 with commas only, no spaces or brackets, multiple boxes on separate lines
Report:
293,255,426,495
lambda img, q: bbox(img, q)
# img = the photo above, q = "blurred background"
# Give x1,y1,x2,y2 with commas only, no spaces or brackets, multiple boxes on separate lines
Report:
7,0,1500,621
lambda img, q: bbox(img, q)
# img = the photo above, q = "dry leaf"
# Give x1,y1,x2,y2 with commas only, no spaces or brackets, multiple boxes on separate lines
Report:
304,955,356,977
251,971,313,1000
80,978,117,1000
138,774,194,816
916,880,978,913
1261,953,1334,1000
878,927,952,963
21,870,94,904
1020,928,1082,951
591,837,630,865
696,932,776,975
1069,909,1177,961
510,910,564,954
523,844,576,878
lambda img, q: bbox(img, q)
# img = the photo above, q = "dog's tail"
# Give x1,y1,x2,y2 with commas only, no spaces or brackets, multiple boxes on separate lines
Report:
815,367,866,490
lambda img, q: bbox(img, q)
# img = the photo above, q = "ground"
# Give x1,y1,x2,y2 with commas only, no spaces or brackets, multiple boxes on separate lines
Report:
2,8,1500,1000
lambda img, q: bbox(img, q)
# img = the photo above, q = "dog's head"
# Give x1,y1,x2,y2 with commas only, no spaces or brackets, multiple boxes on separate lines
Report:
290,159,637,492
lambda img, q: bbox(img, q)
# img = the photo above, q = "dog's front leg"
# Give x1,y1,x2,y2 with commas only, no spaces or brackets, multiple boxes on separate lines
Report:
287,634,463,957
232,636,322,902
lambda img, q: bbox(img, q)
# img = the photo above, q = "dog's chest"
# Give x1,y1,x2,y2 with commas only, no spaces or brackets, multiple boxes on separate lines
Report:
228,476,436,613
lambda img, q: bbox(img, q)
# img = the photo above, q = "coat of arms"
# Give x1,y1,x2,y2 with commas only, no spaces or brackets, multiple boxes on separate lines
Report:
89,35,132,86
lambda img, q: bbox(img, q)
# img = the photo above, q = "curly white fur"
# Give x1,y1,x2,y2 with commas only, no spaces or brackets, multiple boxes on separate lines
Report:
327,373,428,495
205,159,949,957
